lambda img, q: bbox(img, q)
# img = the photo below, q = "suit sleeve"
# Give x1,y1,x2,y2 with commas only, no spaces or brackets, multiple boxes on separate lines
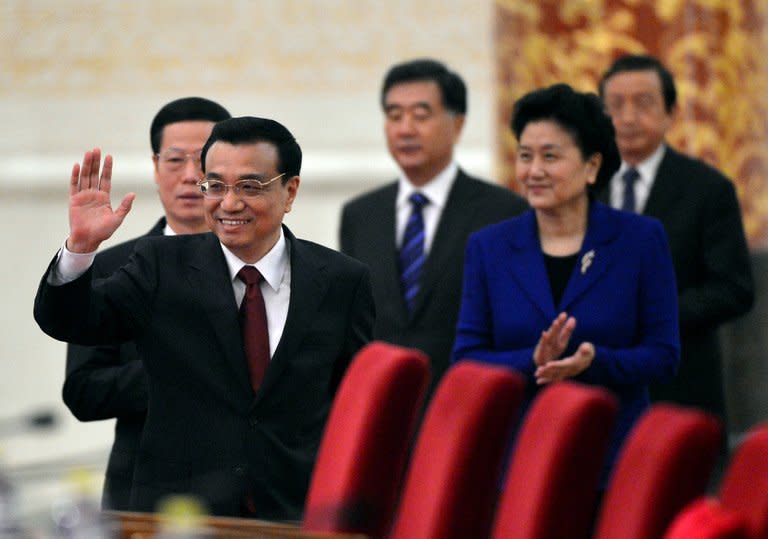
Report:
678,178,754,333
61,251,149,421
330,264,375,392
580,221,680,386
451,235,538,378
63,342,148,421
34,243,156,346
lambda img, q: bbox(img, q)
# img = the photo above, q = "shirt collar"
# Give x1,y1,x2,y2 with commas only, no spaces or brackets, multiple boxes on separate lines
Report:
397,161,458,211
618,143,666,186
220,228,289,292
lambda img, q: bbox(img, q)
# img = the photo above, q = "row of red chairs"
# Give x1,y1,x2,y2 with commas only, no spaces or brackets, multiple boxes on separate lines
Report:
300,342,768,539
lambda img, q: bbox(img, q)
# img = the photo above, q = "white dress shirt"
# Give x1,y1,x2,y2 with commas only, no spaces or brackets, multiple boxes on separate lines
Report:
609,144,666,213
396,161,458,253
220,230,290,358
50,229,291,359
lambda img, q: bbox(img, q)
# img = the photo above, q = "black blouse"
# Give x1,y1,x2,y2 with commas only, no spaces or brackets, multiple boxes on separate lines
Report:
543,252,579,307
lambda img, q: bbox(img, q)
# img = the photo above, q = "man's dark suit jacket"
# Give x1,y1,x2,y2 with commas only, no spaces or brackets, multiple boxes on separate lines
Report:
36,226,374,520
63,217,165,510
598,146,754,419
339,169,527,395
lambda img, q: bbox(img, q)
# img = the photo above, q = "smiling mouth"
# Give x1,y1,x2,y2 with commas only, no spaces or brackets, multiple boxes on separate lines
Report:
219,218,250,226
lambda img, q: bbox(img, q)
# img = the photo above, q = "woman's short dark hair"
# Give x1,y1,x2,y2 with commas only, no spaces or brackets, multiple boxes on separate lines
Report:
511,83,620,192
200,117,301,181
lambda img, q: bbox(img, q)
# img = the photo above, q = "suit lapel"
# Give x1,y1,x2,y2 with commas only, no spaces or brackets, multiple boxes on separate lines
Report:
559,203,619,311
410,171,476,318
502,211,556,320
643,147,685,219
253,227,329,405
146,216,167,237
372,184,409,317
186,234,253,397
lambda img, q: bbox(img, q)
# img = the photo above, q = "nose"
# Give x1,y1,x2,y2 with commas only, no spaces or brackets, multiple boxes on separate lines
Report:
182,157,202,182
219,188,244,210
528,156,546,177
616,102,638,123
395,114,417,136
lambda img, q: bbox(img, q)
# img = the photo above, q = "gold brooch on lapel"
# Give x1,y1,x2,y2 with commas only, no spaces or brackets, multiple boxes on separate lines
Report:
581,250,595,275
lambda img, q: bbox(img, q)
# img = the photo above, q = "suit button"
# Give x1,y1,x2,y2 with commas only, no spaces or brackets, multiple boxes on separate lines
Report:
234,466,246,476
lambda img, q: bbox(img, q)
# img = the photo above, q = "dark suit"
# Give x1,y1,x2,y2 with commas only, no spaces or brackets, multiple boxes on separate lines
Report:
452,202,680,476
340,169,527,394
63,217,165,510
35,227,374,520
598,146,754,419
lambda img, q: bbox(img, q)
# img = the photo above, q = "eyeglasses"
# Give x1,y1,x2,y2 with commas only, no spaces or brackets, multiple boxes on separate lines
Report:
155,149,203,171
197,173,286,199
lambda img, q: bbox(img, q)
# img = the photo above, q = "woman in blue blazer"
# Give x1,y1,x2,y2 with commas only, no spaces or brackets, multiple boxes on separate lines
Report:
452,84,680,480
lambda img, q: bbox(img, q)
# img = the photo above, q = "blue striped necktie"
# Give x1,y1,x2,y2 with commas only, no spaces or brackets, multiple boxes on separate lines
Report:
399,192,429,313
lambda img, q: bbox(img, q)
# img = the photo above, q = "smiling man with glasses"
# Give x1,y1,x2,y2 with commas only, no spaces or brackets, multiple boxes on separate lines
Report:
36,116,374,520
62,97,231,510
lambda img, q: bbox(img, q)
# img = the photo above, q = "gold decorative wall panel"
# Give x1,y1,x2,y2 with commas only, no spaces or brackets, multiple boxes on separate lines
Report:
495,0,768,248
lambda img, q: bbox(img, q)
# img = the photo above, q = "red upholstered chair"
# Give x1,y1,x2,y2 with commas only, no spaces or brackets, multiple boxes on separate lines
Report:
664,499,749,539
665,423,768,539
718,424,768,539
388,361,525,539
302,341,430,539
491,381,618,539
594,404,722,539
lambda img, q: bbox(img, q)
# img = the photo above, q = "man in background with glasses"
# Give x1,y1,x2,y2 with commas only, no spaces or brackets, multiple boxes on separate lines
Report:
36,117,374,520
597,55,753,428
63,97,231,509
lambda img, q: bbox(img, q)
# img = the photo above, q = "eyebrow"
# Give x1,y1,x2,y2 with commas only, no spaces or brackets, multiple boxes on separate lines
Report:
384,102,432,112
518,143,564,151
239,173,277,181
203,172,276,181
164,146,202,152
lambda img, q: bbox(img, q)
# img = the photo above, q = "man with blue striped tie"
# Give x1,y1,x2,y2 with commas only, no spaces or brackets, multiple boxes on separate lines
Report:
340,59,527,399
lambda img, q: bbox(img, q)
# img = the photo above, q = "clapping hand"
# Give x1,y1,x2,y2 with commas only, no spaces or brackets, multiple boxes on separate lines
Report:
67,148,135,253
535,342,595,385
532,312,594,384
532,312,575,367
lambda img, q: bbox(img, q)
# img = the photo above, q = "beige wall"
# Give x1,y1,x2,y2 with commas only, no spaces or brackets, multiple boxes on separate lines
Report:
0,0,496,522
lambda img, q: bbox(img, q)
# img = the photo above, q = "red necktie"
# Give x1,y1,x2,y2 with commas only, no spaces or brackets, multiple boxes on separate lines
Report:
237,266,270,392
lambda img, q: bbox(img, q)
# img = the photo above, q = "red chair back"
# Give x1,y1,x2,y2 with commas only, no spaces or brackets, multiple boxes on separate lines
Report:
389,361,525,539
595,404,722,539
664,498,750,539
719,424,768,538
302,342,430,539
491,381,618,539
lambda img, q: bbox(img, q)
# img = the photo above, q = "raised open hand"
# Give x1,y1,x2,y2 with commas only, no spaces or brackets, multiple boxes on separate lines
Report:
532,312,576,367
67,148,135,253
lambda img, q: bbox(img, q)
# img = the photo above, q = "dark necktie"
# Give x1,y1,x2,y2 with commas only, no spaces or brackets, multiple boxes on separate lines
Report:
237,266,270,392
399,192,429,313
622,168,640,213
